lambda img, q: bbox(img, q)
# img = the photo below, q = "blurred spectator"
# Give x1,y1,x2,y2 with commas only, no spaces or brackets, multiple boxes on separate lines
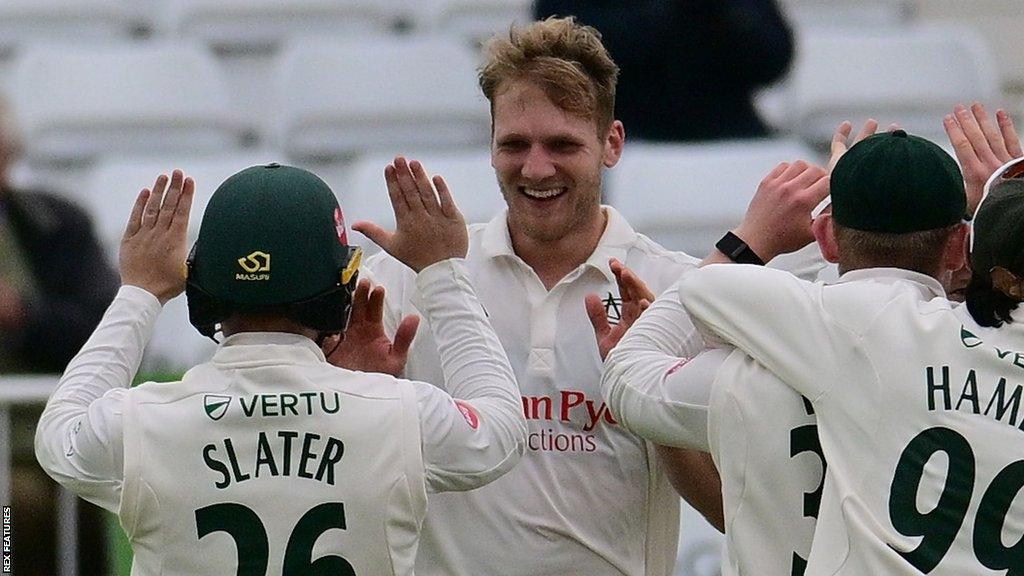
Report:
0,97,119,373
534,0,795,141
1,96,116,575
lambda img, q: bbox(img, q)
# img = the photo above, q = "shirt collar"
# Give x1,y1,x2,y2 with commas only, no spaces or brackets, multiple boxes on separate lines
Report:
212,332,326,366
834,267,946,299
479,205,636,283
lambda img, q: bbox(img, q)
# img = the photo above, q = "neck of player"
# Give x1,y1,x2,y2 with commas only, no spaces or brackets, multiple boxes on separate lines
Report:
510,207,608,290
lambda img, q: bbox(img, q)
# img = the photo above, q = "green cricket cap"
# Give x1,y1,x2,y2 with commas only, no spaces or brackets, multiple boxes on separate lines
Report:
831,130,966,233
189,163,353,307
971,178,1024,278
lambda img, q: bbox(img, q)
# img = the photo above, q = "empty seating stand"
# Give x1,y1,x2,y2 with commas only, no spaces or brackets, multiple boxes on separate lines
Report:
10,43,256,165
607,139,822,257
276,36,491,162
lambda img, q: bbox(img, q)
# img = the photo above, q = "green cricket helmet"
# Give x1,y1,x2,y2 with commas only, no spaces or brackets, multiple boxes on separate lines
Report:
186,163,362,339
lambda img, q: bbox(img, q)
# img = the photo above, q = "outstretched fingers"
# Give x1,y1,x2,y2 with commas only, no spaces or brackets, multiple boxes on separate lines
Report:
997,109,1023,159
391,314,420,358
955,104,1000,166
854,119,879,144
124,188,151,240
174,177,195,232
352,220,393,252
157,170,184,229
585,293,611,342
348,279,372,325
384,164,411,220
973,103,1011,161
142,173,169,228
433,175,459,219
409,160,440,215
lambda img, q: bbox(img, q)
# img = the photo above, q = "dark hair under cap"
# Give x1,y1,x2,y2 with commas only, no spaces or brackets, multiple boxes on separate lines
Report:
966,178,1024,326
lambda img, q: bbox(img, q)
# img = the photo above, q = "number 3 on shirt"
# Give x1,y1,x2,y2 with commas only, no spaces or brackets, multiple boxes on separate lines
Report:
195,502,357,575
888,426,1024,574
790,397,826,576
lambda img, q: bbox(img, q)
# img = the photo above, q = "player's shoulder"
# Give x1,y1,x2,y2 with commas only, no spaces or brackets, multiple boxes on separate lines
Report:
714,351,811,417
362,248,414,286
621,232,700,292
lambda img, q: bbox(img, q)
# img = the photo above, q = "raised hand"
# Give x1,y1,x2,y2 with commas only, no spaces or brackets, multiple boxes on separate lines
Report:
829,118,880,171
352,157,468,272
120,170,194,304
730,160,830,263
586,259,654,361
323,279,420,376
945,103,1022,213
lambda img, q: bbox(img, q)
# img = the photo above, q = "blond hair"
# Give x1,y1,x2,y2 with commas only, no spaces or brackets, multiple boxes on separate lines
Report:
478,16,619,131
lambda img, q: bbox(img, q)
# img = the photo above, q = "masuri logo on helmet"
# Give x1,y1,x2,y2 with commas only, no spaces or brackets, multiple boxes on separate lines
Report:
236,250,271,280
185,163,361,340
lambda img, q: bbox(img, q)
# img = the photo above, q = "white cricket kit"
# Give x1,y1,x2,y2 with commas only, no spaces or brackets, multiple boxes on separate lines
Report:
365,207,700,576
709,351,824,576
603,266,828,576
678,265,1024,575
35,260,526,576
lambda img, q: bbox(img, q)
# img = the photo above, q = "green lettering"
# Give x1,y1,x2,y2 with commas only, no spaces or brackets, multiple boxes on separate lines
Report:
224,438,251,484
255,432,279,478
984,378,1022,426
956,370,981,414
278,431,298,476
281,394,299,416
203,443,231,489
299,433,320,479
927,366,952,411
316,437,345,485
262,395,279,417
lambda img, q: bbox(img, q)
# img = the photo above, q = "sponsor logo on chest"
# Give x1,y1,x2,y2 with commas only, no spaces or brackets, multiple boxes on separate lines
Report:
203,392,341,421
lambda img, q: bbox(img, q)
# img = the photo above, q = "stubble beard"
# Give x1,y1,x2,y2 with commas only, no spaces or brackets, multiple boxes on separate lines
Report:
500,178,603,245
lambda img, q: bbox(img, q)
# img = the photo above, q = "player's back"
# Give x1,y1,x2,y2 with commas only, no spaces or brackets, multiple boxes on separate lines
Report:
120,333,426,576
709,350,824,576
806,283,1024,575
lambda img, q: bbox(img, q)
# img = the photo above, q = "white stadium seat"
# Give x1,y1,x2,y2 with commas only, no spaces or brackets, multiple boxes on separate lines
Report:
0,0,149,55
607,139,822,257
779,0,913,30
10,44,255,164
914,0,1024,92
410,0,533,45
159,0,399,52
783,24,1000,147
276,37,491,161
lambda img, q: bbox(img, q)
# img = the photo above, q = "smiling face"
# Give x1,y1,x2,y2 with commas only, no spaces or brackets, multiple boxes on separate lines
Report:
490,80,623,245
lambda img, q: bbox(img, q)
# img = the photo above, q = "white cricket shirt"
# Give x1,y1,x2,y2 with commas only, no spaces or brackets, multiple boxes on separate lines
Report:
365,207,701,576
35,259,526,576
678,265,1024,575
603,260,833,576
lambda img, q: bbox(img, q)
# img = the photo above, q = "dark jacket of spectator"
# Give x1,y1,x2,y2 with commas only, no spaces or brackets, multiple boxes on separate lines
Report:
0,188,118,372
535,0,795,141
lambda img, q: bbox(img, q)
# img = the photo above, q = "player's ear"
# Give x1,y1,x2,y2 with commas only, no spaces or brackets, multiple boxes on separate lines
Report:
943,222,970,273
812,213,839,263
602,120,625,168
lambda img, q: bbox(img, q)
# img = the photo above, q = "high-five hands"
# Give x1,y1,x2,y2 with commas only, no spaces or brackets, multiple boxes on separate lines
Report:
323,279,419,376
830,118,884,171
944,103,1022,213
586,259,655,361
730,160,830,263
353,157,468,272
120,170,194,304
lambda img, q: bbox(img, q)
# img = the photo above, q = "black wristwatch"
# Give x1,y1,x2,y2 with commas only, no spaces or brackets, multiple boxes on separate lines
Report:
715,231,765,266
